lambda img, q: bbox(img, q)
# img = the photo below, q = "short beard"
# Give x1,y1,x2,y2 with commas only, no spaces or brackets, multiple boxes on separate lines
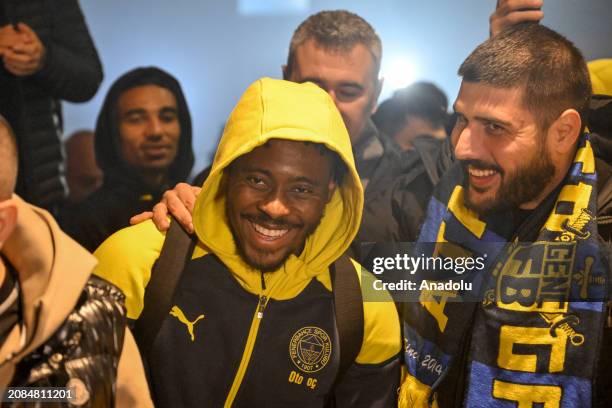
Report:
462,144,556,215
237,246,288,273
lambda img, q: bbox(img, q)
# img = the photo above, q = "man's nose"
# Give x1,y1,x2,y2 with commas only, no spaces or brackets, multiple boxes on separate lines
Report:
146,117,164,138
259,191,291,219
454,124,481,161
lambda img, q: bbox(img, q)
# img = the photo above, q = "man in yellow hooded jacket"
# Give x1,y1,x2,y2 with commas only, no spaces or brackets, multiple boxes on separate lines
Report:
93,78,401,407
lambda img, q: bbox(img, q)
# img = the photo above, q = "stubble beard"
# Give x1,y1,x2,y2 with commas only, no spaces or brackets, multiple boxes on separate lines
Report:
463,144,556,215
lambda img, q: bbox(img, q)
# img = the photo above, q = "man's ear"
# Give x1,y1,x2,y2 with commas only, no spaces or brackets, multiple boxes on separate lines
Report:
0,200,18,249
370,76,384,114
326,179,337,203
549,109,582,155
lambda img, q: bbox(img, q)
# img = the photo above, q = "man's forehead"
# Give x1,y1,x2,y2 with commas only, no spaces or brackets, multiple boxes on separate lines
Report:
291,40,378,83
242,139,327,158
455,81,531,122
118,85,178,111
232,140,332,173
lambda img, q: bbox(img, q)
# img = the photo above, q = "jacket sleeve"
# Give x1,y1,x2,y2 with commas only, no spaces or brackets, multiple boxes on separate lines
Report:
32,0,103,102
334,266,402,407
115,328,154,408
93,220,166,319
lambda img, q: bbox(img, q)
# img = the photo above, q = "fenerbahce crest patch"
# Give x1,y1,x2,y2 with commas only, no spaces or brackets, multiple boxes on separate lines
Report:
289,327,332,373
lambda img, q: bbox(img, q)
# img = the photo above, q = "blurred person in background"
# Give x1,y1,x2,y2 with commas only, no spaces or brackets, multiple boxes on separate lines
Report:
372,81,453,238
64,129,103,204
373,81,449,151
0,0,103,213
61,67,194,252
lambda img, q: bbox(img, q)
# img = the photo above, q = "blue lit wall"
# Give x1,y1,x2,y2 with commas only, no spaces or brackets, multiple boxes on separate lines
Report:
63,0,612,178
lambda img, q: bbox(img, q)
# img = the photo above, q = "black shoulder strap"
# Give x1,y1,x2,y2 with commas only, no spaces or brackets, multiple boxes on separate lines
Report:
133,218,196,354
330,253,364,386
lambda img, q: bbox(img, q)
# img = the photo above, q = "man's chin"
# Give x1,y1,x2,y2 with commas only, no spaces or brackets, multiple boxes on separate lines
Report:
242,249,291,273
141,161,173,170
464,189,502,214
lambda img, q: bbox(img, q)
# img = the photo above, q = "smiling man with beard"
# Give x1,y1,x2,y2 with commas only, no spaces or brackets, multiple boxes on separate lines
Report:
225,140,343,272
93,78,401,407
399,24,611,407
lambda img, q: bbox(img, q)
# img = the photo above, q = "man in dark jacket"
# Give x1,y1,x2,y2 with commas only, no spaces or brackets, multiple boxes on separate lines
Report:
61,67,194,252
0,0,103,211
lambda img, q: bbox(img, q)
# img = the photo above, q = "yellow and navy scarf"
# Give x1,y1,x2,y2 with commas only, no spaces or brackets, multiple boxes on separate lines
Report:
399,134,610,407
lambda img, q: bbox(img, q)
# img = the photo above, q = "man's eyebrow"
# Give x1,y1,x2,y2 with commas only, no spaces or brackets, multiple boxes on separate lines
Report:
240,166,320,186
452,104,513,128
159,106,178,115
300,77,363,90
123,106,177,117
474,115,513,128
240,166,272,178
292,176,319,186
123,108,147,116
337,82,363,90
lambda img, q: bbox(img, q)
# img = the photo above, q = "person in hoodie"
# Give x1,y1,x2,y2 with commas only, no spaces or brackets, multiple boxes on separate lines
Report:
93,78,401,407
0,116,152,406
61,67,195,252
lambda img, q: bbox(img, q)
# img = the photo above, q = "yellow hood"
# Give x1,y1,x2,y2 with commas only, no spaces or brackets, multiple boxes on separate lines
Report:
589,59,612,95
192,78,363,298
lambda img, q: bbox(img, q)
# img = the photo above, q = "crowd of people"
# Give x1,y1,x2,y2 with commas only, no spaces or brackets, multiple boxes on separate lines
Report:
0,0,610,407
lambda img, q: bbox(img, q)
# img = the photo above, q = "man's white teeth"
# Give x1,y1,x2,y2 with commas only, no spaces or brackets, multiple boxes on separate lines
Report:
252,222,289,238
469,166,496,177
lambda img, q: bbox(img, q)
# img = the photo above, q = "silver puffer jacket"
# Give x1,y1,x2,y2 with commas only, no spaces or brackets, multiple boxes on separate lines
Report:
9,276,126,408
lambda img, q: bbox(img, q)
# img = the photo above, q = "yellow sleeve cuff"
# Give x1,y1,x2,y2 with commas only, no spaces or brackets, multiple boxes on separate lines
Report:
93,220,165,319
